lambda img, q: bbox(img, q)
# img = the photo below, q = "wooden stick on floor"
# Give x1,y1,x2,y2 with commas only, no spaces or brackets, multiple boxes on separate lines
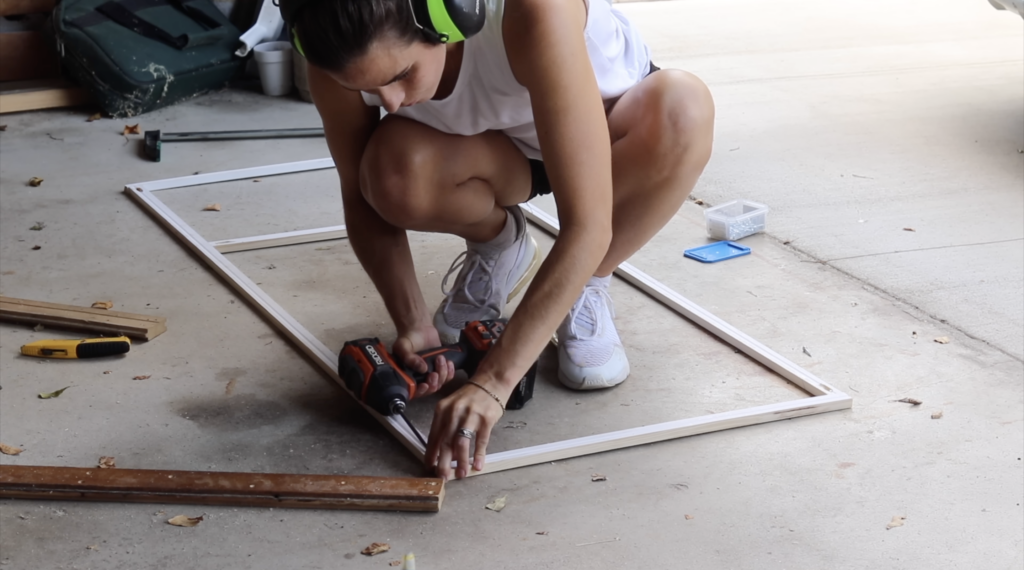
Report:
0,465,445,513
0,296,167,341
0,79,91,114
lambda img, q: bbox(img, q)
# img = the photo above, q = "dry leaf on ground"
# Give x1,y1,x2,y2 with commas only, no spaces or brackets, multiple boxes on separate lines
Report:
934,336,950,344
87,113,102,122
903,227,916,232
886,515,906,530
931,411,943,420
30,222,45,230
360,543,390,556
536,531,549,535
202,203,221,212
167,515,203,527
485,495,508,512
39,387,70,399
31,245,41,251
28,177,44,187
0,443,24,455
591,474,607,482
684,514,694,520
98,456,116,468
132,375,151,380
896,398,922,406
91,301,113,310
122,124,141,135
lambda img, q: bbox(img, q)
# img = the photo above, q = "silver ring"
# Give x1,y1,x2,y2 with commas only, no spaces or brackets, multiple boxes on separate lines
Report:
457,428,475,439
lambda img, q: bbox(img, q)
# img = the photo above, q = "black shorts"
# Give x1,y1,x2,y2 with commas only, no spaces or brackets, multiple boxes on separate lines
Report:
527,60,661,201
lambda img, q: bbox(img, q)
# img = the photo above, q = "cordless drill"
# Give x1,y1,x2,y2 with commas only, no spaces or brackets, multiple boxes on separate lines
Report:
338,319,537,445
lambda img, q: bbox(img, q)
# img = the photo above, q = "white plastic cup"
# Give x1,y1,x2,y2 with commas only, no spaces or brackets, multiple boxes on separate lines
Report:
253,41,294,96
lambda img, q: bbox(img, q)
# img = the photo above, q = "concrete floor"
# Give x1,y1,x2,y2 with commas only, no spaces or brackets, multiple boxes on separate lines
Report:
1,0,1021,568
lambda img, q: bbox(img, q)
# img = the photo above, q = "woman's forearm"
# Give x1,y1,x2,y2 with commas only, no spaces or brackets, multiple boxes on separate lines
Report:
345,199,432,334
475,223,612,393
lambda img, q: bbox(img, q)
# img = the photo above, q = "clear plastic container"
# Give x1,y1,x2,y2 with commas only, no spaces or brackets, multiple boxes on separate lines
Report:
703,199,769,241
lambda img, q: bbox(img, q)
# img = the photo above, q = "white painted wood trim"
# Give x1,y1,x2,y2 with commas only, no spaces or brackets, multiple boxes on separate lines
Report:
519,203,838,398
212,225,348,254
478,393,851,475
130,158,335,192
125,159,852,477
124,185,427,460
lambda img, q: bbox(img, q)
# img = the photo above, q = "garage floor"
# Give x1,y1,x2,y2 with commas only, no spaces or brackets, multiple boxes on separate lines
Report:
1,1,1021,568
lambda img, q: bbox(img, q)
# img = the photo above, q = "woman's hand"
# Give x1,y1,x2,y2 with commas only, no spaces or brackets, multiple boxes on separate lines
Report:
392,324,457,398
426,374,508,479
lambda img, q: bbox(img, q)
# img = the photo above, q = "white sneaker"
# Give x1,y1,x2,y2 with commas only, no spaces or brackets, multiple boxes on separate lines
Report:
433,206,540,344
557,275,630,390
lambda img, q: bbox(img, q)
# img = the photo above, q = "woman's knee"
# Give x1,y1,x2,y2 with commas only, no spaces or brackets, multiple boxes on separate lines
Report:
635,70,715,176
360,117,437,228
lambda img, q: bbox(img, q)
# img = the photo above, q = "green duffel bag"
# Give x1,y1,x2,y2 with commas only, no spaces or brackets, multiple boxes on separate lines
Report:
52,0,245,117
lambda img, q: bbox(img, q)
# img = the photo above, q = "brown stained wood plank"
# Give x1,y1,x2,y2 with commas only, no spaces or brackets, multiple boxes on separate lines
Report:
0,296,166,341
0,0,55,16
0,465,444,513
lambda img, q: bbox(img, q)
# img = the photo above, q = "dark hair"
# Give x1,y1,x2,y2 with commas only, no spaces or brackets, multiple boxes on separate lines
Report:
294,0,437,72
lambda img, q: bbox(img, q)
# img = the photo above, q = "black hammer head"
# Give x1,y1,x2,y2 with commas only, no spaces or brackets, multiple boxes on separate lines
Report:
143,130,162,162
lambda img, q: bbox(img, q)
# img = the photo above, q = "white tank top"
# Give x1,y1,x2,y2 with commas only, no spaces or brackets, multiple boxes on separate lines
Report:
361,0,651,160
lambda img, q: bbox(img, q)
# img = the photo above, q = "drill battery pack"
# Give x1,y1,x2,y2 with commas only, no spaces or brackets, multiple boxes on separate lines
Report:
506,361,536,410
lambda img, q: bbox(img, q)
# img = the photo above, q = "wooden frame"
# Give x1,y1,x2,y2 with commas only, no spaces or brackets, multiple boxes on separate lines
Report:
0,465,444,512
124,159,851,476
0,296,167,341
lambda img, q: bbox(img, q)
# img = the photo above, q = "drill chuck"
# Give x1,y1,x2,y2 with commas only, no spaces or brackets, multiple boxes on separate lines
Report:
388,398,407,415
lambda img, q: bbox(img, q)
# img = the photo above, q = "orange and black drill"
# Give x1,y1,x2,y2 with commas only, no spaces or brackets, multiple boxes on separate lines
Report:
338,319,536,446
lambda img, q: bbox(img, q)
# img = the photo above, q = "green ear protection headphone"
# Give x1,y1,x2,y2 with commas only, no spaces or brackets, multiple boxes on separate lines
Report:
279,0,486,57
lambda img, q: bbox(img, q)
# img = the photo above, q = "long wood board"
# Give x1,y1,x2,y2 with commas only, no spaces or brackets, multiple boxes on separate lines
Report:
0,79,91,114
0,465,444,512
123,186,429,459
211,225,348,253
0,296,167,341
